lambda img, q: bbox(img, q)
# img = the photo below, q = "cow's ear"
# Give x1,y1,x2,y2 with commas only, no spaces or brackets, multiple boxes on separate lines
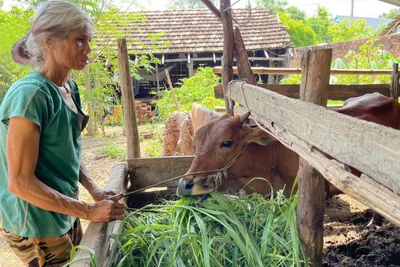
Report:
246,128,276,146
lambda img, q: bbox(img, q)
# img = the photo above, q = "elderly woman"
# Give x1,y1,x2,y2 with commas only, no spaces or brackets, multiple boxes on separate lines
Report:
0,1,125,266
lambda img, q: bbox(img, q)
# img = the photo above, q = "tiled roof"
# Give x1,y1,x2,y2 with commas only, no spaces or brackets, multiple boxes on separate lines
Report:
93,9,292,55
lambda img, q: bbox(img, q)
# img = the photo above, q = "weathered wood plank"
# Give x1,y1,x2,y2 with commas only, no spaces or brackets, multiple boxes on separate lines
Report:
214,83,390,100
118,39,140,158
227,80,400,194
213,66,393,75
71,163,129,267
128,156,194,189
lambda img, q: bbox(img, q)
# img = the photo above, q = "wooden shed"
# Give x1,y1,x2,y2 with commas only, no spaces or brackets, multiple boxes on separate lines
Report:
94,8,292,100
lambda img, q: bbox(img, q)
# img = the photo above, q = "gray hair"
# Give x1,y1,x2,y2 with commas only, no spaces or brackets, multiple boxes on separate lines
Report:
18,0,93,67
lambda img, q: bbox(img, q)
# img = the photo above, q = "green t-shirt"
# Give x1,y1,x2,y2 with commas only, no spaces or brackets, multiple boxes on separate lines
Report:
0,71,89,238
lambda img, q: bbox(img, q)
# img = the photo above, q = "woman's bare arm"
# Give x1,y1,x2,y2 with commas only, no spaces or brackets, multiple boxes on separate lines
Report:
7,117,124,222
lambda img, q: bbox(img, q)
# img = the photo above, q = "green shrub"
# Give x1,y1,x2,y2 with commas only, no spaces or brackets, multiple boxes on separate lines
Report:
97,141,126,159
144,131,163,157
153,67,225,120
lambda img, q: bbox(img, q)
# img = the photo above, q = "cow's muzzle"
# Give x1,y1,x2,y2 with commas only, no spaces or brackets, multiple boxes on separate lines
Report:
177,179,194,196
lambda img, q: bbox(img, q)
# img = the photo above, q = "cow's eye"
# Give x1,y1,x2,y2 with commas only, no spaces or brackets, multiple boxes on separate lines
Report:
220,141,233,148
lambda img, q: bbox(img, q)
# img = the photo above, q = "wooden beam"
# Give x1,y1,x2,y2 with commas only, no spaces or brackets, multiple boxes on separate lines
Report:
118,38,141,158
201,0,221,18
214,83,390,100
226,81,400,194
234,27,256,85
213,66,393,75
128,156,194,189
297,47,332,266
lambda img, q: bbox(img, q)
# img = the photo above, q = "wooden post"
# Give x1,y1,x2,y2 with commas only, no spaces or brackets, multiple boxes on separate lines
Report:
156,63,160,99
165,69,180,110
297,47,332,266
117,38,141,159
221,0,235,115
234,27,256,85
188,59,194,77
390,63,399,100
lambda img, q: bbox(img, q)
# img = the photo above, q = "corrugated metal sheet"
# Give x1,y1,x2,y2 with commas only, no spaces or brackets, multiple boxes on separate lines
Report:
93,9,292,54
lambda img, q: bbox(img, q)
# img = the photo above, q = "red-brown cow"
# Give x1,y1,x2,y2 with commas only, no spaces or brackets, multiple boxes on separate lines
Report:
177,93,400,198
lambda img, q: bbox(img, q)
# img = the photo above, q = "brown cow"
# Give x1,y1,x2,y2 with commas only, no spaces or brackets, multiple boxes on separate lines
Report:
177,93,400,198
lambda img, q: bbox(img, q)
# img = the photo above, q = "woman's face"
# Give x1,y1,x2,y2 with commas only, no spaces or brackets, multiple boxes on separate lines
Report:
50,30,92,71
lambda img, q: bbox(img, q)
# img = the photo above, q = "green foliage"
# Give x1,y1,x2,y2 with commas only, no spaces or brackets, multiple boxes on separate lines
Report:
12,0,107,18
278,12,318,47
0,7,33,103
75,8,162,135
285,6,306,21
379,8,400,19
331,38,396,85
255,0,288,13
66,245,97,267
72,61,119,134
97,141,126,159
1,1,163,134
279,74,301,84
328,19,374,43
145,131,163,157
153,67,224,120
307,7,332,44
111,192,306,266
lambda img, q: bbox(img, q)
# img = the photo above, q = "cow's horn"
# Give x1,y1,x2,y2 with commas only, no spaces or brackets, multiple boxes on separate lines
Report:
239,111,250,124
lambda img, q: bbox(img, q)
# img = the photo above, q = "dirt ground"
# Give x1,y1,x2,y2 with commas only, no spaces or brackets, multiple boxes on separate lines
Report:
323,195,400,267
1,125,399,267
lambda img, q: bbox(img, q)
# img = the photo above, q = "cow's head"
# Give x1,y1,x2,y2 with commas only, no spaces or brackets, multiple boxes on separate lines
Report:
177,111,275,196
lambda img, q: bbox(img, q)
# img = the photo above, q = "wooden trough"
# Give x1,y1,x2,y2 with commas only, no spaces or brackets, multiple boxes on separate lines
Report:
70,156,194,267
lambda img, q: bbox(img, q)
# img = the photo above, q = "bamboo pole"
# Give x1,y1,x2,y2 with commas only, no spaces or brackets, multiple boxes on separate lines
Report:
117,38,140,159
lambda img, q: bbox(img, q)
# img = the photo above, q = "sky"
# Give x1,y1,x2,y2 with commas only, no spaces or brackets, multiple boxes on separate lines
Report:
2,0,399,18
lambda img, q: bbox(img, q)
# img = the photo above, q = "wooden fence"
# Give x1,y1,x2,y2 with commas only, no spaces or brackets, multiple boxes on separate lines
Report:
218,49,400,266
214,83,391,100
213,66,399,101
229,80,400,219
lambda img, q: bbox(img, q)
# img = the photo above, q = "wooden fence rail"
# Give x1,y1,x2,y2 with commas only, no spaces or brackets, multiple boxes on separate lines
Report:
213,66,393,75
227,80,400,226
214,83,390,100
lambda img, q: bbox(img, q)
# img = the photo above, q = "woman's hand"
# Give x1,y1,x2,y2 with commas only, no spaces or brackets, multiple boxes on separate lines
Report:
90,188,121,202
88,199,126,222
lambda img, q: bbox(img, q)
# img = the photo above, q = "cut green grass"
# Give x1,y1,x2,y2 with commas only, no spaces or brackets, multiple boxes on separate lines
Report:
110,191,307,267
